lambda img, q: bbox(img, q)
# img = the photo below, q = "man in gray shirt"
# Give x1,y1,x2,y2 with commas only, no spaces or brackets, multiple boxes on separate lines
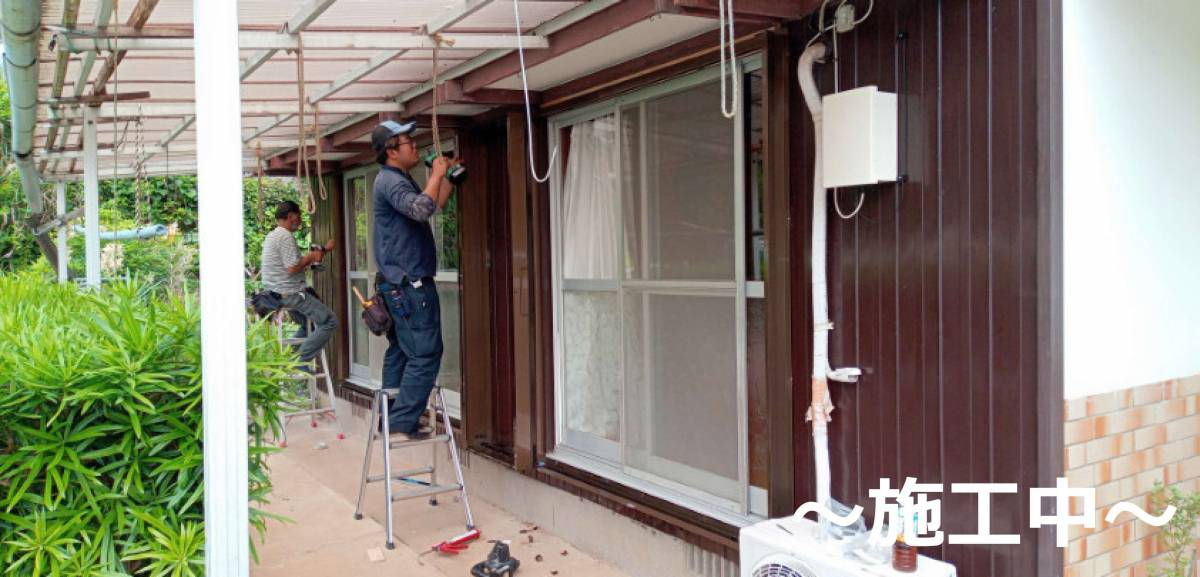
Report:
261,201,337,364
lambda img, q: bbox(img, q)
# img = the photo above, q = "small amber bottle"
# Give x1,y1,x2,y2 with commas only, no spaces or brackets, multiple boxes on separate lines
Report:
892,533,918,573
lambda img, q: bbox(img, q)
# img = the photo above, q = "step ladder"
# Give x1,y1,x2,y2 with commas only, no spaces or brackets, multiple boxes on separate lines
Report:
273,308,344,448
354,386,475,549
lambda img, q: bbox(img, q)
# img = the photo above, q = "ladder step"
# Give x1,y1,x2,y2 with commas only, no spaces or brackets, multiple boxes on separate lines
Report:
365,466,434,484
387,434,450,449
390,483,463,502
287,372,328,380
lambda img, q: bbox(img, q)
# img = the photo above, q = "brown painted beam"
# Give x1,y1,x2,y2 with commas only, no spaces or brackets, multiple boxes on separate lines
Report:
44,91,152,106
403,80,538,115
671,0,821,21
461,0,677,94
541,24,767,110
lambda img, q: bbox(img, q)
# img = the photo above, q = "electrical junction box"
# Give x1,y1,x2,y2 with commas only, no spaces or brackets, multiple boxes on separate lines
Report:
822,85,898,188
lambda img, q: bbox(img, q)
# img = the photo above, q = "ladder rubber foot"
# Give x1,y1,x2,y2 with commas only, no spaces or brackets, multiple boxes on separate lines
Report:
430,498,439,506
311,421,318,428
386,542,396,550
354,513,363,520
279,441,287,448
337,433,346,440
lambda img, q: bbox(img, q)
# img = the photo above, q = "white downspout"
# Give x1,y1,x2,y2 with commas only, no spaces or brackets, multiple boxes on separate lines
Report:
1,0,59,265
798,42,837,539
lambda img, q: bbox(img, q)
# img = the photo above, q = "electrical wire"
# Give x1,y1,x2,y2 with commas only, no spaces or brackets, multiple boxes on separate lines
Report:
718,0,738,119
513,0,557,184
832,188,865,219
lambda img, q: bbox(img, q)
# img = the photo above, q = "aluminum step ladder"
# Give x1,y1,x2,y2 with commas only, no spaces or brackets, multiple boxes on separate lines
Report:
274,308,344,447
354,386,475,549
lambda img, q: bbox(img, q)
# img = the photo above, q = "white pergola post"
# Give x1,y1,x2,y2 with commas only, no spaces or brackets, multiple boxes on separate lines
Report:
82,106,101,288
194,0,250,575
55,181,68,283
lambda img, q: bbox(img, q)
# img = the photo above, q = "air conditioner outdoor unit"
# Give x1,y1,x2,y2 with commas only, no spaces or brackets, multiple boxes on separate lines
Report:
740,515,957,577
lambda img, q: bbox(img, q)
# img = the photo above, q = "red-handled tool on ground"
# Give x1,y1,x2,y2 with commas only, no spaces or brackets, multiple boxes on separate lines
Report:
429,528,481,555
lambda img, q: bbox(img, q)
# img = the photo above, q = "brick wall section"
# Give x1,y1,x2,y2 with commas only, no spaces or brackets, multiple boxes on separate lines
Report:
1064,375,1200,577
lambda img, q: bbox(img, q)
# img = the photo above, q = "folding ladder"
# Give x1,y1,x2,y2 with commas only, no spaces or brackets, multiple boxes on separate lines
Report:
273,308,344,447
354,386,475,549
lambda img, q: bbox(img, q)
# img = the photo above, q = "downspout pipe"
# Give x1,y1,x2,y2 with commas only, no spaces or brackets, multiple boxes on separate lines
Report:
1,0,58,265
71,224,168,241
798,42,836,539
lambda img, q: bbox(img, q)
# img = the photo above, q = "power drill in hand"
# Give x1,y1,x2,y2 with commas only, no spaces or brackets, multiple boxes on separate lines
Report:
423,149,467,186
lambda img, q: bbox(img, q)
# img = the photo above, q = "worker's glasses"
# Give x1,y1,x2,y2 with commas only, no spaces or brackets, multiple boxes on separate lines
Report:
389,139,416,150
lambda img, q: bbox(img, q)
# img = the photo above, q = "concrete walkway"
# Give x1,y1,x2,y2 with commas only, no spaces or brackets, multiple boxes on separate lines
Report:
252,417,631,577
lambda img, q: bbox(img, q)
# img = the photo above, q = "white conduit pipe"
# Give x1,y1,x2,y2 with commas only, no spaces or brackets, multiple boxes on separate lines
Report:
513,0,558,184
798,42,836,541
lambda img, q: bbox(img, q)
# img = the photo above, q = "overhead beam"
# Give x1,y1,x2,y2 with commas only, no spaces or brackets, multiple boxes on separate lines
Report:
305,0,505,106
402,79,538,115
90,0,161,95
44,91,151,106
255,0,499,160
43,100,404,119
42,142,197,161
460,0,674,94
56,31,551,52
272,141,371,165
670,0,820,22
421,0,494,35
41,0,85,173
241,0,339,79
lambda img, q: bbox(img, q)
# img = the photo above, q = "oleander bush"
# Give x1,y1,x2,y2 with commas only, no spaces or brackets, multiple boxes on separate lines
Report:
0,272,297,576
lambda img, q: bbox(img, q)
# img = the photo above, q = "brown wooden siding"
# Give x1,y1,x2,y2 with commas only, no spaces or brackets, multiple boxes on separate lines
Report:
788,1,1060,576
310,174,349,392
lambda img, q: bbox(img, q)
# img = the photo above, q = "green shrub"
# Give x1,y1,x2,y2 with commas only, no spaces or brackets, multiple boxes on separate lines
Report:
1150,481,1200,577
0,272,297,576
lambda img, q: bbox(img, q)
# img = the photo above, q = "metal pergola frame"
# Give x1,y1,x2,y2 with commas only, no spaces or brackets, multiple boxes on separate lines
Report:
0,0,817,573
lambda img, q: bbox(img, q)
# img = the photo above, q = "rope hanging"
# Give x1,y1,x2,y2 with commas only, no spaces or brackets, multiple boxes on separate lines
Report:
312,103,327,201
291,33,316,214
256,141,266,217
512,0,557,184
430,35,451,158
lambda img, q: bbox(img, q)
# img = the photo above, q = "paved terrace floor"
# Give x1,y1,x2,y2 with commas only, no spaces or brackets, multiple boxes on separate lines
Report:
253,416,631,577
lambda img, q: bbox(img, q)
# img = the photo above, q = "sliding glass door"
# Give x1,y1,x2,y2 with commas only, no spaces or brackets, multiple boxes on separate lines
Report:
550,57,763,520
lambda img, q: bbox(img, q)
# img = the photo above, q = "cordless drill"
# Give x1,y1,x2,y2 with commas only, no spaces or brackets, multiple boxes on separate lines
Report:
422,149,467,186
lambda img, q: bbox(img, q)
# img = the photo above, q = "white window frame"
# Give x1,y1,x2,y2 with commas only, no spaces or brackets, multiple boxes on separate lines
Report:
548,55,766,526
343,164,379,385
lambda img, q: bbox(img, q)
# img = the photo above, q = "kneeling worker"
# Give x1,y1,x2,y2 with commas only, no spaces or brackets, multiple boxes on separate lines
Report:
261,200,338,367
370,120,458,440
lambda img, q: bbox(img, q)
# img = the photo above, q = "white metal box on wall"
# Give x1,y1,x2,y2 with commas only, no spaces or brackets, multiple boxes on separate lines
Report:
822,85,898,188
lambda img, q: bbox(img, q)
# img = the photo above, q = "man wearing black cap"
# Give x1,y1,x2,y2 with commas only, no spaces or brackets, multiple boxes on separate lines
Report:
370,119,458,440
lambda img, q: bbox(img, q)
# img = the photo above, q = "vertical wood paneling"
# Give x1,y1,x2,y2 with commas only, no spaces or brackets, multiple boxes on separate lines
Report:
789,1,1059,574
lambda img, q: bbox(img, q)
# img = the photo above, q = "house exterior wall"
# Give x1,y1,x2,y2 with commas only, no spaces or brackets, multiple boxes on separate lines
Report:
787,0,1061,575
1063,0,1200,401
311,1,1064,573
1063,375,1200,577
1061,4,1200,575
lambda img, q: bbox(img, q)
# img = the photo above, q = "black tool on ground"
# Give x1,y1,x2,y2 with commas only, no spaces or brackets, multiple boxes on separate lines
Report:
422,149,467,186
470,541,520,577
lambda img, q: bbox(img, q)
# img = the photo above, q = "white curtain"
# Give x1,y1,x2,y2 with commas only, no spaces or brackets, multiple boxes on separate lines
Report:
562,115,620,280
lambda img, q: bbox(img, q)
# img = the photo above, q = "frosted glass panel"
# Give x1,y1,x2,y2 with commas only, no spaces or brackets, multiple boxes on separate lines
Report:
563,290,621,442
624,290,739,500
